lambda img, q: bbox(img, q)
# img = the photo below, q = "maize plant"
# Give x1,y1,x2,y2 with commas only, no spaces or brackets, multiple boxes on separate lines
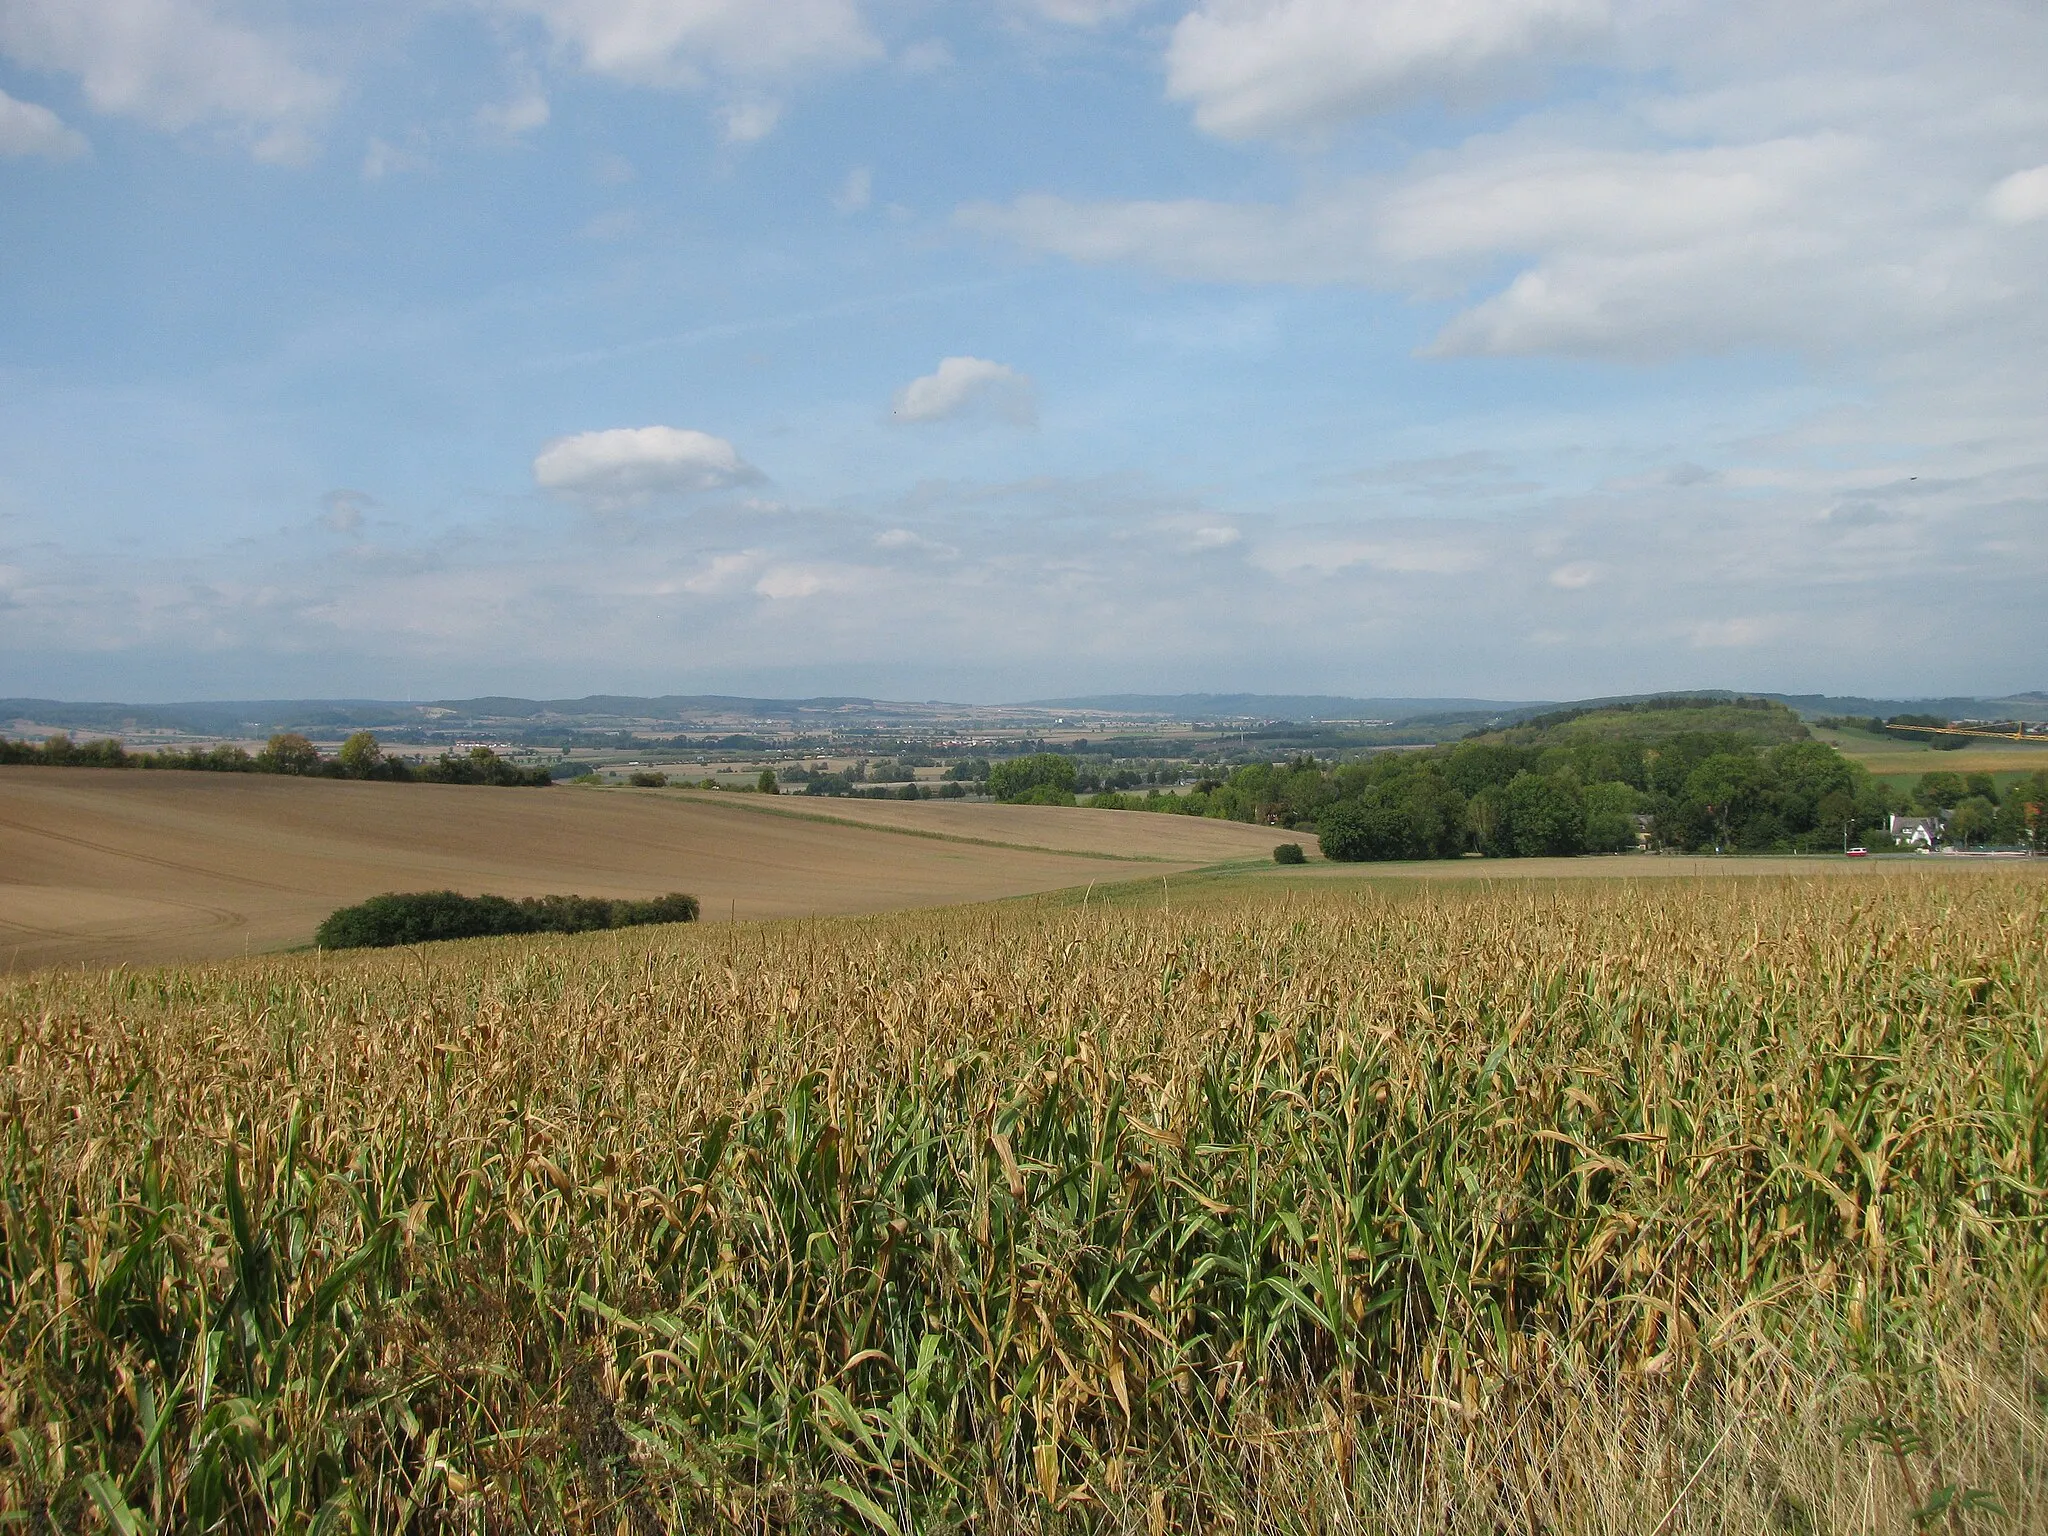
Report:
1,872,2044,1532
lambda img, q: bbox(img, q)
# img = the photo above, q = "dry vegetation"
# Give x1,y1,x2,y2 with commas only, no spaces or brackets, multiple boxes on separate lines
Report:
0,769,1265,972
2,873,2045,1532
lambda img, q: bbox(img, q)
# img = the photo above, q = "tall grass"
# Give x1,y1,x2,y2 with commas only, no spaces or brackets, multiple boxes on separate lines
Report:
2,874,2044,1532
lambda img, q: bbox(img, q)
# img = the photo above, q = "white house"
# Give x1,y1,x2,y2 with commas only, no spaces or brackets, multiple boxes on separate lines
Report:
1889,814,1941,849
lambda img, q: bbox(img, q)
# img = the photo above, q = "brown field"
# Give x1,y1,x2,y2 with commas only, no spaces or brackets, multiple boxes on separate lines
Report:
651,785,1308,861
0,769,1286,972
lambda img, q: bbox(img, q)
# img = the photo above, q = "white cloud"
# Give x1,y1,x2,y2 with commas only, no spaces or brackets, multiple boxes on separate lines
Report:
533,426,760,506
1166,0,1611,140
755,563,858,599
892,357,1037,424
1021,0,1153,25
318,490,372,537
677,551,760,593
1549,561,1599,588
0,84,85,158
717,97,781,143
478,89,551,138
1689,616,1778,649
1251,533,1486,578
968,21,2048,366
833,165,872,212
0,0,337,158
1986,165,2048,225
1190,525,1241,549
896,38,953,74
875,528,957,556
361,136,430,182
498,0,880,137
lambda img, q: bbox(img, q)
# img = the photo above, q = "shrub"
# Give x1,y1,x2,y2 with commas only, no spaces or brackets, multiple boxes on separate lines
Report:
315,890,699,949
1272,842,1306,864
629,771,669,788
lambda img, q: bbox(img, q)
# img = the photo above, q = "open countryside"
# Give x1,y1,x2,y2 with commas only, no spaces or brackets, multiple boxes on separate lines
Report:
0,767,1296,972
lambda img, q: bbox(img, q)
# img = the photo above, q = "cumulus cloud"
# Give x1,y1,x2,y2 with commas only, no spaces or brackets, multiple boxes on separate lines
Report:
1020,0,1154,25
496,0,878,136
755,563,860,600
0,85,85,158
892,357,1037,424
533,426,760,506
318,490,372,537
361,136,430,182
968,3,2048,363
1986,165,2048,225
833,165,872,212
0,0,337,158
1166,0,1611,139
875,527,957,556
477,89,551,138
964,135,1935,358
1549,561,1599,589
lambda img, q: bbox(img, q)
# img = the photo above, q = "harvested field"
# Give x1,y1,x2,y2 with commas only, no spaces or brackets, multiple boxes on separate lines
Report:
652,786,1312,862
0,769,1265,972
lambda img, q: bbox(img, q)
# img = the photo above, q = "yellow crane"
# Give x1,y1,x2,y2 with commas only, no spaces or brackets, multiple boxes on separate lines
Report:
1910,723,2044,742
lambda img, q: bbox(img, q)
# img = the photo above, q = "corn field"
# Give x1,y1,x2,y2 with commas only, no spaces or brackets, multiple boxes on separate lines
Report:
2,873,2045,1533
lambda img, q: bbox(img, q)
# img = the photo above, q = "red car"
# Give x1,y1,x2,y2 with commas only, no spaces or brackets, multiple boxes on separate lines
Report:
1847,847,1869,857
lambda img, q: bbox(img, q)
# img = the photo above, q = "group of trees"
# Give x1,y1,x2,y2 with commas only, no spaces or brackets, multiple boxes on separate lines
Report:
1903,769,2046,850
1066,724,2044,862
315,890,698,949
987,754,1080,805
0,731,552,786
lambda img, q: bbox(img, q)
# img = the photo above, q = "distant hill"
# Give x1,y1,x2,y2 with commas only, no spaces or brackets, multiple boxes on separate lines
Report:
1026,694,1541,722
0,695,896,736
1490,696,1812,747
7,687,2040,741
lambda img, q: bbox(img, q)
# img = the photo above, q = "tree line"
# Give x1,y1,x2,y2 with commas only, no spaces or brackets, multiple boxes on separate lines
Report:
991,730,2046,860
0,732,552,786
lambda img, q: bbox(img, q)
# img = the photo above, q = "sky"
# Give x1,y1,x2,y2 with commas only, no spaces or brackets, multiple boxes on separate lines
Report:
1,0,2044,705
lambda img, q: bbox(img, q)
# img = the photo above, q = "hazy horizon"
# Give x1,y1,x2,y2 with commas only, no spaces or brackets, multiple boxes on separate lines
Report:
3,1,2043,703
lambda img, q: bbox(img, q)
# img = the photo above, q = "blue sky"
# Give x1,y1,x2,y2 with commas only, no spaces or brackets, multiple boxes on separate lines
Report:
2,0,2044,703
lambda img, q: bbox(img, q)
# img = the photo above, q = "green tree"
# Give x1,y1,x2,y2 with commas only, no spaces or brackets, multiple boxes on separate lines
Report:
1317,797,1413,862
757,768,779,795
1815,789,1858,850
338,731,383,778
1582,780,1643,853
259,732,322,775
1684,753,1762,851
1915,771,1966,813
987,754,1077,803
1499,771,1587,858
1948,796,1996,848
